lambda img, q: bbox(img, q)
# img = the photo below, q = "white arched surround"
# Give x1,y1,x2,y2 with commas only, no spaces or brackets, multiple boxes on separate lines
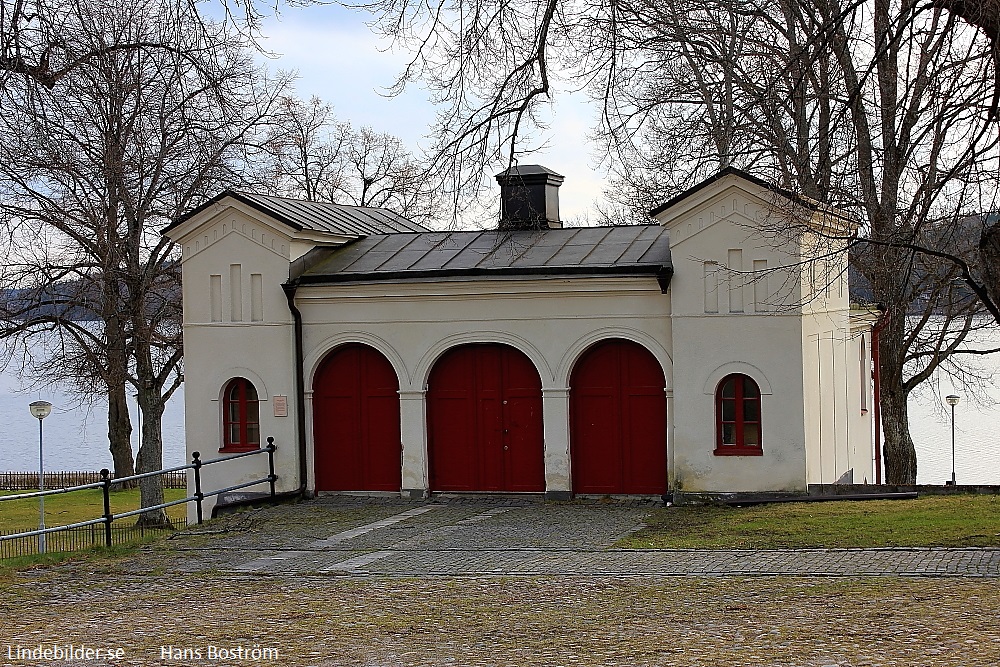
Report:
701,361,774,396
413,330,555,389
303,334,408,497
304,331,411,389
411,331,557,498
212,367,271,402
556,327,673,390
206,370,271,468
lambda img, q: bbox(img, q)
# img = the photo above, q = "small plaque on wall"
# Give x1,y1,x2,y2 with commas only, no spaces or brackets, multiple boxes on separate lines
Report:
273,395,288,417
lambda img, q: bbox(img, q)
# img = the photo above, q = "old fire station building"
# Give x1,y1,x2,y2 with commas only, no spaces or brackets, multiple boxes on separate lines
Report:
164,166,875,517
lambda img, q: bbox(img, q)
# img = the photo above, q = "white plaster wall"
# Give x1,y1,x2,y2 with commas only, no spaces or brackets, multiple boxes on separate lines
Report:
798,243,874,485
174,211,303,520
656,180,812,493
297,276,673,497
801,313,850,484
670,314,808,493
169,173,873,507
846,325,876,483
654,176,870,493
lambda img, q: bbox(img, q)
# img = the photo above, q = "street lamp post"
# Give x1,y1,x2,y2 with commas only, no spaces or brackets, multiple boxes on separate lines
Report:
28,401,52,554
946,394,960,486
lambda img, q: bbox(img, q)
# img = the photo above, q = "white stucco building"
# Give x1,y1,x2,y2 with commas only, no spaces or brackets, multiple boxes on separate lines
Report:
163,167,876,517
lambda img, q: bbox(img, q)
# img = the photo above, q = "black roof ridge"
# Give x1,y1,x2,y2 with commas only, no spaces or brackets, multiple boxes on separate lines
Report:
617,225,656,264
401,232,453,271
163,190,429,236
232,190,405,212
326,222,665,237
163,190,303,233
371,234,423,272
295,263,670,285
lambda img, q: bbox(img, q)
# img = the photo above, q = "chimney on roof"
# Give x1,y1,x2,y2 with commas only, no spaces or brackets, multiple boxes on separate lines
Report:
495,165,564,230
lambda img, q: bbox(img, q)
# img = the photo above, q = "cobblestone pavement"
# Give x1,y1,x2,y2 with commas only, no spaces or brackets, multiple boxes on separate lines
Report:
156,495,1000,578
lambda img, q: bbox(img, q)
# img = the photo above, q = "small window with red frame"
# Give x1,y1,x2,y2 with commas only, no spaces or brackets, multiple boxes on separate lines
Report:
223,377,260,451
715,373,762,456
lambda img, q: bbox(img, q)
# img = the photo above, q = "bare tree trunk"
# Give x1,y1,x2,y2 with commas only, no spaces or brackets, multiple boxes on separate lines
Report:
878,316,918,484
135,395,169,528
107,384,136,486
105,315,136,487
981,222,1000,314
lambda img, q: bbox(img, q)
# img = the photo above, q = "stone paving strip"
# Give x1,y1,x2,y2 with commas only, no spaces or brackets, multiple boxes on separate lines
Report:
190,497,1000,578
330,546,1000,577
236,505,440,571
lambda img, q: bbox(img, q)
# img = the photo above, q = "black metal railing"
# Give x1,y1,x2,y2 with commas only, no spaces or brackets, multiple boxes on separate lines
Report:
0,437,277,554
0,520,191,559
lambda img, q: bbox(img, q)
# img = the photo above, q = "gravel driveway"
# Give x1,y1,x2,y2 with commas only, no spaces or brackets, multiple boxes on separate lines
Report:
2,496,998,666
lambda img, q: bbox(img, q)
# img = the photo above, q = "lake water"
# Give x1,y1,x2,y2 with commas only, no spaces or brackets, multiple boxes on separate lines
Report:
0,370,187,474
0,329,997,485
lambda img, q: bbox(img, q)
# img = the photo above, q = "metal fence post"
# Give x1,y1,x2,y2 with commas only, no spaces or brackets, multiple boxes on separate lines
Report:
266,437,276,499
192,451,204,525
100,469,113,547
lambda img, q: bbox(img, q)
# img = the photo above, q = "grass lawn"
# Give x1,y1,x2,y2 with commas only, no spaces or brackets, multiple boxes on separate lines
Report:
617,494,1000,549
0,488,188,532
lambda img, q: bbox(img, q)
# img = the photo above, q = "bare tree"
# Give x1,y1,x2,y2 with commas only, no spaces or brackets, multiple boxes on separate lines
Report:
0,0,328,89
983,222,1000,309
346,0,1000,483
602,0,1000,483
0,0,288,524
263,95,442,224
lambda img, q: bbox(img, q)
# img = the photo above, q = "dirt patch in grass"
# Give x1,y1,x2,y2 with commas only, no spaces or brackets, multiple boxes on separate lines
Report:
0,564,998,666
618,494,1000,549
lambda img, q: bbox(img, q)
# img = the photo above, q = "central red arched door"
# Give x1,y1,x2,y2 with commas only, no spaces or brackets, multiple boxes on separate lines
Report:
428,344,544,492
313,344,401,492
571,339,667,495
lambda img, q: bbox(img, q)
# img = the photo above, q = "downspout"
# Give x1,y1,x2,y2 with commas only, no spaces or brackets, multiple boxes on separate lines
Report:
871,308,889,485
282,281,309,496
659,266,674,504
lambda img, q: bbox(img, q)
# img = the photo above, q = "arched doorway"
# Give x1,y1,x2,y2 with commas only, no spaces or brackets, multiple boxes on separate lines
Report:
570,339,667,494
313,343,401,491
427,344,544,492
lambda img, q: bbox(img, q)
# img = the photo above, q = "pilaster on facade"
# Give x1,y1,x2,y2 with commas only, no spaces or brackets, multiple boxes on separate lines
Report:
398,389,429,497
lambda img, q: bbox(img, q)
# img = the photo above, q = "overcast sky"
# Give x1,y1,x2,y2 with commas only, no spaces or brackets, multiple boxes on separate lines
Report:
255,4,609,223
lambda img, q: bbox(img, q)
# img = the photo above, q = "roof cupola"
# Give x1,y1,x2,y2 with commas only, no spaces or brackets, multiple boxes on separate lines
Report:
495,165,564,230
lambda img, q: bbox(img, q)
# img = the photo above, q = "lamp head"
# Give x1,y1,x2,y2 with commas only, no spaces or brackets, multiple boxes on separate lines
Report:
29,400,52,419
946,394,960,407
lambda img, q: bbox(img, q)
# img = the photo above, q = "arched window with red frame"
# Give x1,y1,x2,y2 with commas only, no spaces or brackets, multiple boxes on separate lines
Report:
715,373,762,456
223,378,260,451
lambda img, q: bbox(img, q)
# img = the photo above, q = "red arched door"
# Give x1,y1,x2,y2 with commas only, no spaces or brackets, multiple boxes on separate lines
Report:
428,344,544,492
313,344,401,491
571,339,666,494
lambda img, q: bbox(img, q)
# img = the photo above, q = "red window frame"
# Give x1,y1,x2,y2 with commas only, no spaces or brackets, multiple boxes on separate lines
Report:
222,378,260,452
714,373,763,456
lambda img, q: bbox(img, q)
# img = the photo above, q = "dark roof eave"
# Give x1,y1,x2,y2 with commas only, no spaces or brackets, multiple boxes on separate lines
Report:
648,166,824,218
291,263,673,287
162,190,305,235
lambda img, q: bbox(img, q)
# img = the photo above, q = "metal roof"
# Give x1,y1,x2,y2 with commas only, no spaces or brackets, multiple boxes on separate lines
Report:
292,225,672,289
164,190,429,236
648,166,851,223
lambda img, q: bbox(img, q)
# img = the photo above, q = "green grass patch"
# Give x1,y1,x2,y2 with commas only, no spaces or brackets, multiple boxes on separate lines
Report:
617,494,1000,549
0,538,168,577
0,488,188,532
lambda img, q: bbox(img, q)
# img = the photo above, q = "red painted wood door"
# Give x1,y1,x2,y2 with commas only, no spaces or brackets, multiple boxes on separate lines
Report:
428,344,544,492
571,339,666,494
313,344,401,491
